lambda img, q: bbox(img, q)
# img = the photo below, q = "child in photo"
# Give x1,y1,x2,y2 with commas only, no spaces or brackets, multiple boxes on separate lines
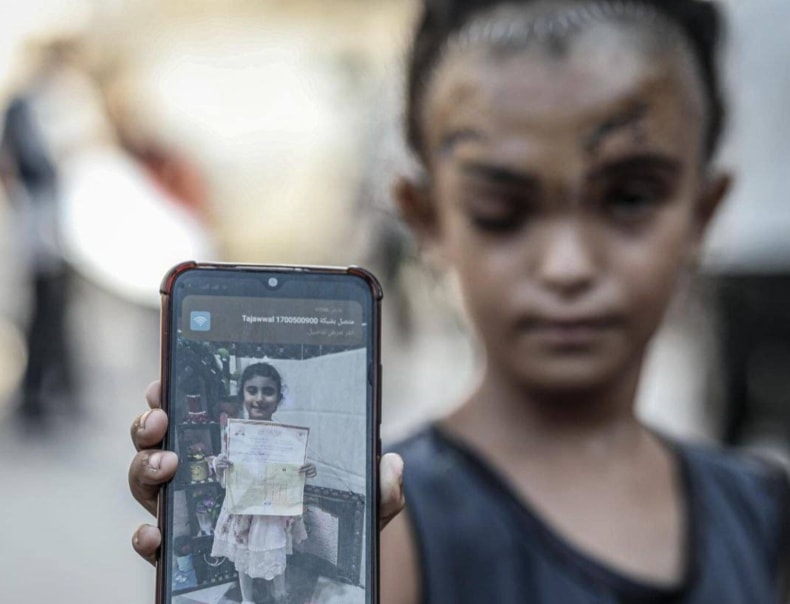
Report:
211,362,316,604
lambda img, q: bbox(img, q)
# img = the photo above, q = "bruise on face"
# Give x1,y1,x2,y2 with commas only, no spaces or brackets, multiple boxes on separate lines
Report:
583,101,650,157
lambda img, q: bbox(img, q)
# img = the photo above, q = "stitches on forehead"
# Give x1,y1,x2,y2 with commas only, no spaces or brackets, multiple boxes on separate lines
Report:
445,0,686,62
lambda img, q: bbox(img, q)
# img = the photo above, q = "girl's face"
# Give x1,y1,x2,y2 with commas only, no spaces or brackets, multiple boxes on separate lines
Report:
404,18,729,394
243,375,280,420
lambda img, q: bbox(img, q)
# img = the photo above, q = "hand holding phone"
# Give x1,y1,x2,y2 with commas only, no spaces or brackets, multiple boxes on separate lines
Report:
130,402,405,555
129,392,405,564
134,262,392,604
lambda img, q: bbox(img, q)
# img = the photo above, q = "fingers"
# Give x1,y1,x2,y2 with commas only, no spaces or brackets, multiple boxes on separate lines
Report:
133,524,161,566
130,408,169,452
145,380,162,409
298,464,317,478
131,381,167,452
379,453,405,530
129,449,179,516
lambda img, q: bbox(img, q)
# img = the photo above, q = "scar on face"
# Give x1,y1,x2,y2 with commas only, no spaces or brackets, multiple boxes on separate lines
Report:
583,102,650,156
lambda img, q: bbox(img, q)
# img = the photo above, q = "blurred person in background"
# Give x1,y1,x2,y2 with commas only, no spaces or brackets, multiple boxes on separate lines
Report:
0,38,84,428
130,1,790,603
0,32,216,426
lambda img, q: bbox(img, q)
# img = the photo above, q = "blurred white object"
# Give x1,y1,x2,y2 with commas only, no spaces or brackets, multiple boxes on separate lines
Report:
705,0,790,272
59,146,215,307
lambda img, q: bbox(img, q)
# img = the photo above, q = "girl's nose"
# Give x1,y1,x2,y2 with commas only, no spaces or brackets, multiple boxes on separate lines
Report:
535,221,597,296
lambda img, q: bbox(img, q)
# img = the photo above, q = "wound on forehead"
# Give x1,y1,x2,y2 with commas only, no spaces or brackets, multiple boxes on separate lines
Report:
434,0,705,155
407,0,723,172
584,101,650,156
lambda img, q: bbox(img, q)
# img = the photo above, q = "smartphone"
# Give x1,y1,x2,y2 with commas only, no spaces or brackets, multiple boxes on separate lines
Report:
157,261,382,604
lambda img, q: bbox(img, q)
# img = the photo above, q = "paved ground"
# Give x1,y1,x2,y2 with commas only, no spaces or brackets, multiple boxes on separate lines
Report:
0,275,160,603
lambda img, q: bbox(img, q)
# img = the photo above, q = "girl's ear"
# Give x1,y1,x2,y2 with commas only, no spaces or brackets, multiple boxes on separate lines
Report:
393,175,440,249
689,170,732,261
696,171,732,231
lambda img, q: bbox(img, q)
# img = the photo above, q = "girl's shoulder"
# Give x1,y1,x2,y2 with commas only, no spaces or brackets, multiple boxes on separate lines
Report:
389,425,790,507
386,424,443,461
386,424,463,487
676,438,789,506
389,427,790,546
674,438,790,564
385,423,486,509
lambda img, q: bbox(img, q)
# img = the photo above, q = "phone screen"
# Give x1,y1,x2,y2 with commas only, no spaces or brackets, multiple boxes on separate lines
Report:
162,267,379,604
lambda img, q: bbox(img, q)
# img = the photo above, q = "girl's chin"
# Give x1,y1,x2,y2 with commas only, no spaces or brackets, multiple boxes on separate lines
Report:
509,354,628,393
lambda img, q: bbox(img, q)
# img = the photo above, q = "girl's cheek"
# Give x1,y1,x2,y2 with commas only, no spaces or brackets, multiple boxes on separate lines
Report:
615,226,692,323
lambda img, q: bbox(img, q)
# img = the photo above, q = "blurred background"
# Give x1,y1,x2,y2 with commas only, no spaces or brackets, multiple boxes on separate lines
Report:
0,0,787,602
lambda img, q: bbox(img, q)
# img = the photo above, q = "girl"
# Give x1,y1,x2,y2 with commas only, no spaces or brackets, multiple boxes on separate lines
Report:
130,0,789,602
211,362,316,604
381,1,788,603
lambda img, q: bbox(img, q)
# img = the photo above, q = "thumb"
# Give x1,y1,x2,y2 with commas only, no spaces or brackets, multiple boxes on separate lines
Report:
379,453,405,530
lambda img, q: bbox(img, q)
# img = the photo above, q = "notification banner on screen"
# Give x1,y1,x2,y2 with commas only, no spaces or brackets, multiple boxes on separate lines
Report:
181,295,364,346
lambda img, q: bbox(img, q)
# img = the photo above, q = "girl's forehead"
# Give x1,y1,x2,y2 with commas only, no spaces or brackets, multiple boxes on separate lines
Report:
424,19,704,161
245,375,277,385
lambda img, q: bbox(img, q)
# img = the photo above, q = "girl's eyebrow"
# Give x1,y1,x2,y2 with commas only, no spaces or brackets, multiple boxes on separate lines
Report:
459,160,541,191
583,102,650,154
587,153,682,180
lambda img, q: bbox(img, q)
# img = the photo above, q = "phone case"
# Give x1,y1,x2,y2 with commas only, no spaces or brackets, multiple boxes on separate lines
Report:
156,261,382,604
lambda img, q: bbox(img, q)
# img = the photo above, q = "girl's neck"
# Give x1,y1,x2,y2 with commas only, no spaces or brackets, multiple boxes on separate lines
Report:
445,358,646,458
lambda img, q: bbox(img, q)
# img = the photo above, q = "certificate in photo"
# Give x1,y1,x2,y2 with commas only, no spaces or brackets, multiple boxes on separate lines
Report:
224,419,310,516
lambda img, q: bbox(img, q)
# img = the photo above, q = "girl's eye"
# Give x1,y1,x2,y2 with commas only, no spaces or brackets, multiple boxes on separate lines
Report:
465,195,531,234
608,191,654,216
602,179,669,221
470,213,525,233
262,387,277,397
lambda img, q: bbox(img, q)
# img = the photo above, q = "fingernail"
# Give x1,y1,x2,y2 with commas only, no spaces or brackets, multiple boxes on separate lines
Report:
148,452,163,470
139,409,154,430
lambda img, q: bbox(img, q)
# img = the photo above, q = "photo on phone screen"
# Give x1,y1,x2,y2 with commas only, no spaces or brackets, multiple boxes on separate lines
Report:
161,265,380,604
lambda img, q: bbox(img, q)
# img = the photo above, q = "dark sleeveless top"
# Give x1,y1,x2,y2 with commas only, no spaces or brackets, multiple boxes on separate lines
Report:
388,425,790,604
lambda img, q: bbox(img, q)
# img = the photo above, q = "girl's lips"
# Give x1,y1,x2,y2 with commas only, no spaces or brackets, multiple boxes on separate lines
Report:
519,316,621,347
